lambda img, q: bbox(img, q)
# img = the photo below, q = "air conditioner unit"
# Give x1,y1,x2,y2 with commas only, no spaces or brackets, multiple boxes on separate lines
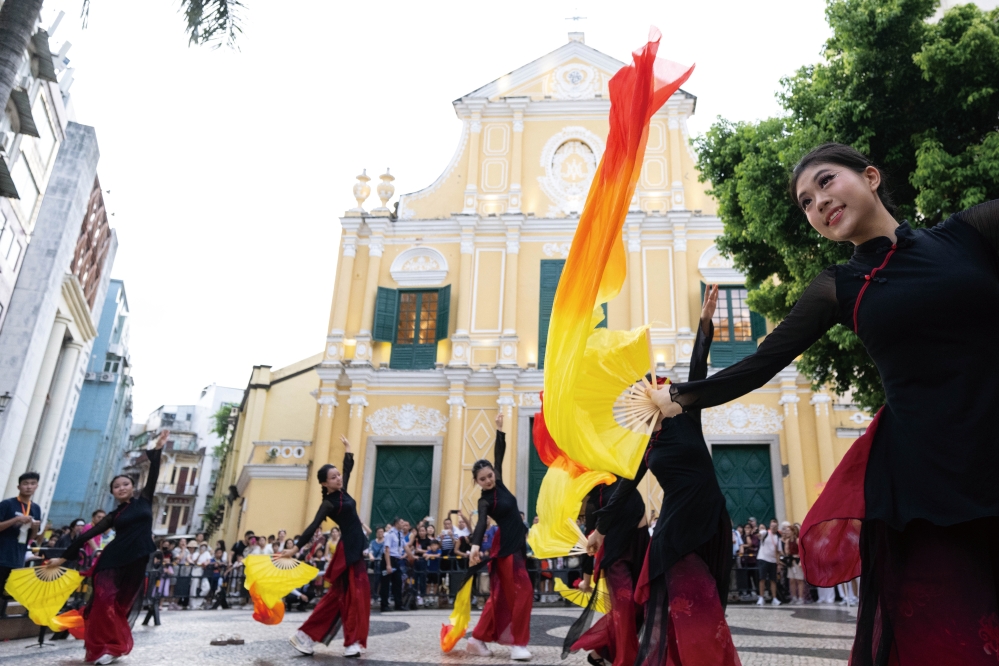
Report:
100,372,114,382
85,372,97,381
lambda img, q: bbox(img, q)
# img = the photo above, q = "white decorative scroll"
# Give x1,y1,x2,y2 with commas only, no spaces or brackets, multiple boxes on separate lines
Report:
549,64,601,100
390,246,449,287
538,127,605,216
702,403,784,435
365,404,449,436
543,242,571,258
697,245,745,283
518,392,541,407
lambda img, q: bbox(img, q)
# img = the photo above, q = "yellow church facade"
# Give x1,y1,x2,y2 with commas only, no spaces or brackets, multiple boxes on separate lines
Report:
212,34,872,546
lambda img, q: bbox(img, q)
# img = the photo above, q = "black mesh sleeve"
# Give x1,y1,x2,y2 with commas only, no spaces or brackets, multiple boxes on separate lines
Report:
595,453,648,534
956,199,999,258
492,430,506,482
670,267,839,411
62,514,114,562
141,449,163,502
341,452,354,489
469,495,491,547
296,500,333,549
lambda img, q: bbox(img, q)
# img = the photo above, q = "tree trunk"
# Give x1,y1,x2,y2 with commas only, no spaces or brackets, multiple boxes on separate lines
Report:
0,0,44,116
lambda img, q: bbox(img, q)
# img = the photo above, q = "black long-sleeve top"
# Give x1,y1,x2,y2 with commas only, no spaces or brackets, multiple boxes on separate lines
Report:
470,431,527,558
585,477,645,571
598,322,728,583
297,452,366,565
64,448,163,572
669,201,999,531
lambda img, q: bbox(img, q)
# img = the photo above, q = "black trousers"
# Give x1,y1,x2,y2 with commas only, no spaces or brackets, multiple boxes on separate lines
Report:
0,566,11,616
380,557,403,610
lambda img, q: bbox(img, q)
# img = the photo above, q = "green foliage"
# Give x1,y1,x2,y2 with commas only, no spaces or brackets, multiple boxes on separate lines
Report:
696,0,999,411
211,402,237,439
81,0,243,49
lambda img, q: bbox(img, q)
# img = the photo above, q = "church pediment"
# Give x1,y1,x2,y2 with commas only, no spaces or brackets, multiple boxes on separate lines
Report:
460,40,624,102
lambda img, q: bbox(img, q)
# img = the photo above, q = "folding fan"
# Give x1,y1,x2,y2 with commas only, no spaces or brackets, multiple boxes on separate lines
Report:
440,574,474,652
242,555,318,608
4,566,82,628
554,577,611,614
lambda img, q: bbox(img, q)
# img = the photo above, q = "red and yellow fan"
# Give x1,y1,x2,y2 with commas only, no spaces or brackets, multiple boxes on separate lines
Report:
4,565,83,629
440,574,475,652
243,555,319,625
554,577,611,614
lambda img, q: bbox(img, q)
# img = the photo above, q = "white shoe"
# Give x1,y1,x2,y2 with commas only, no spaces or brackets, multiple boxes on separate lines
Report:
417,596,424,606
94,656,116,666
771,598,782,606
344,643,362,658
511,646,532,661
756,596,765,606
466,637,493,657
290,630,315,655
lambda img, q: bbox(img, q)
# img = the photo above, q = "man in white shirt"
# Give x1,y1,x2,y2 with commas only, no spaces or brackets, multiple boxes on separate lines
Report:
261,537,274,556
453,514,471,539
756,523,783,606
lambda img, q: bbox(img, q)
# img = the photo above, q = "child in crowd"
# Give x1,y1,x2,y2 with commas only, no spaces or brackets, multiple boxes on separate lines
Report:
425,540,442,603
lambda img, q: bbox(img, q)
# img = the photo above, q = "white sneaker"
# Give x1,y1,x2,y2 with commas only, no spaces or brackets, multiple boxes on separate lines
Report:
417,596,424,606
94,656,116,666
466,638,493,657
771,598,782,606
756,596,765,606
511,646,532,661
290,630,315,655
344,643,362,658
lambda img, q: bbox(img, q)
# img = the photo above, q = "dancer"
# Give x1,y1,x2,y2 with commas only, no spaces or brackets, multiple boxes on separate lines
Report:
285,436,369,658
649,142,999,665
592,284,740,666
48,429,168,665
563,477,648,666
464,412,533,661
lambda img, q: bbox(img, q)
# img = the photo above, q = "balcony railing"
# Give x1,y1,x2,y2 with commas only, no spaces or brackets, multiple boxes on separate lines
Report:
156,483,198,496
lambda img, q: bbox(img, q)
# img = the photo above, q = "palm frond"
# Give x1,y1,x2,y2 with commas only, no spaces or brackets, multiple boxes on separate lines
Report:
181,0,244,50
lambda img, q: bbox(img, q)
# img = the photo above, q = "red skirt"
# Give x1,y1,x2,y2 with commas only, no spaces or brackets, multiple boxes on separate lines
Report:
801,411,999,665
82,556,147,662
571,560,641,666
299,544,370,647
471,549,532,646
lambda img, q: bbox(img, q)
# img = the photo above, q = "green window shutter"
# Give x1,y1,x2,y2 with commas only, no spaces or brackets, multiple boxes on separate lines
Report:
435,284,451,342
0,157,19,199
413,344,437,370
750,310,767,341
389,344,415,370
9,89,38,138
372,287,398,342
538,260,565,370
30,31,58,83
596,303,608,329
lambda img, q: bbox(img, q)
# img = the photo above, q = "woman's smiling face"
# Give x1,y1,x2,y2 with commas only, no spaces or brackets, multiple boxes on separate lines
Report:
795,162,885,244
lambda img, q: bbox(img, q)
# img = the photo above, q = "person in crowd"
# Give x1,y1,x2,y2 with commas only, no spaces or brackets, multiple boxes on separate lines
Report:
192,532,206,551
381,517,406,612
82,510,107,559
425,539,442,603
261,535,274,556
733,523,744,559
203,547,224,607
740,523,759,597
283,538,296,551
284,436,369,658
590,285,739,665
277,529,287,546
193,542,212,599
328,527,342,554
173,541,194,609
454,515,471,540
368,527,385,563
782,522,806,605
56,519,86,549
463,413,532,661
0,471,42,617
47,430,168,665
215,539,228,565
413,524,430,606
233,531,253,560
756,523,783,606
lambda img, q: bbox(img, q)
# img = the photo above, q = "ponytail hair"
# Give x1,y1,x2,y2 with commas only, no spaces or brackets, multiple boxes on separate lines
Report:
471,459,493,481
317,464,337,500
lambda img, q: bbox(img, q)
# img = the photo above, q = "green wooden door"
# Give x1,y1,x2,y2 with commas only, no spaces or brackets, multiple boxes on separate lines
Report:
526,417,548,523
712,445,775,527
370,446,434,529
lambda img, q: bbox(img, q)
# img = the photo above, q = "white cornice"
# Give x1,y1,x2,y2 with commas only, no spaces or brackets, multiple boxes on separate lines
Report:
236,464,309,495
61,274,98,341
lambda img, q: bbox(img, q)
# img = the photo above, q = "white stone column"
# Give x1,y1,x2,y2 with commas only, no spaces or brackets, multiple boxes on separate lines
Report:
778,368,809,522
499,218,521,366
326,232,358,364
462,103,485,215
354,234,385,365
627,223,644,329
507,101,527,213
31,340,83,500
811,394,836,482
450,219,477,365
5,316,69,497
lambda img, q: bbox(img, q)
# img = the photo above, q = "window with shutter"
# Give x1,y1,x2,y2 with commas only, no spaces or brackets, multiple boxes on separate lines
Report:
388,289,441,370
538,259,607,368
373,287,399,342
707,285,767,368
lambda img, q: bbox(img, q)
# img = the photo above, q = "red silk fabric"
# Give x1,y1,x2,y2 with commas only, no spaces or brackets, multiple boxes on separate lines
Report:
471,548,532,646
300,540,370,647
799,409,883,587
82,557,146,662
571,561,640,666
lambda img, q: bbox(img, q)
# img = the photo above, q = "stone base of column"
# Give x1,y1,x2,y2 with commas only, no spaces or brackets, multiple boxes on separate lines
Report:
498,336,519,366
449,335,471,366
352,334,374,365
326,332,346,365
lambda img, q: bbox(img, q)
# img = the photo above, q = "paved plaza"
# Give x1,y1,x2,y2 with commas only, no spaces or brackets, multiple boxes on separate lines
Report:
0,604,858,666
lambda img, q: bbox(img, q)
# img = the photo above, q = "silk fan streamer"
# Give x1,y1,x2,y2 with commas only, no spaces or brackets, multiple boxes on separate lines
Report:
243,555,319,625
3,566,82,628
554,577,611,614
542,28,694,479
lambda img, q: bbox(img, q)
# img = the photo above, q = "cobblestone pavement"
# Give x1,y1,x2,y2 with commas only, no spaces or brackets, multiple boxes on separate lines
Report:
0,604,858,666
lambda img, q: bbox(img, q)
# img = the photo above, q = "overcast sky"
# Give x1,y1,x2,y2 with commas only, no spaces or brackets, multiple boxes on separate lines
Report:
41,0,831,420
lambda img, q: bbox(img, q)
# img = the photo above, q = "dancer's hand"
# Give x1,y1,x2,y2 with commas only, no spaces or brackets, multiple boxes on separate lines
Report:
647,385,682,419
586,531,604,556
45,557,66,569
275,546,298,561
578,576,592,594
700,284,719,335
152,429,170,450
469,545,481,566
340,435,351,453
495,412,504,433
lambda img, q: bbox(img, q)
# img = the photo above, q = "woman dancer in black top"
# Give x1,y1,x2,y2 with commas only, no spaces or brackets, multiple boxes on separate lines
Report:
49,430,168,665
563,477,648,666
650,143,999,665
284,436,369,658
464,413,533,661
592,285,739,666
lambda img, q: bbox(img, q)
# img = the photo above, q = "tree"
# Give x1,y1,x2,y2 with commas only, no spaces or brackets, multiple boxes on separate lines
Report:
211,401,238,440
696,0,999,411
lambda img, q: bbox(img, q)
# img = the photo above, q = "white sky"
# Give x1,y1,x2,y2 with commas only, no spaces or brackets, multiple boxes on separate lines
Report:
40,0,831,419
